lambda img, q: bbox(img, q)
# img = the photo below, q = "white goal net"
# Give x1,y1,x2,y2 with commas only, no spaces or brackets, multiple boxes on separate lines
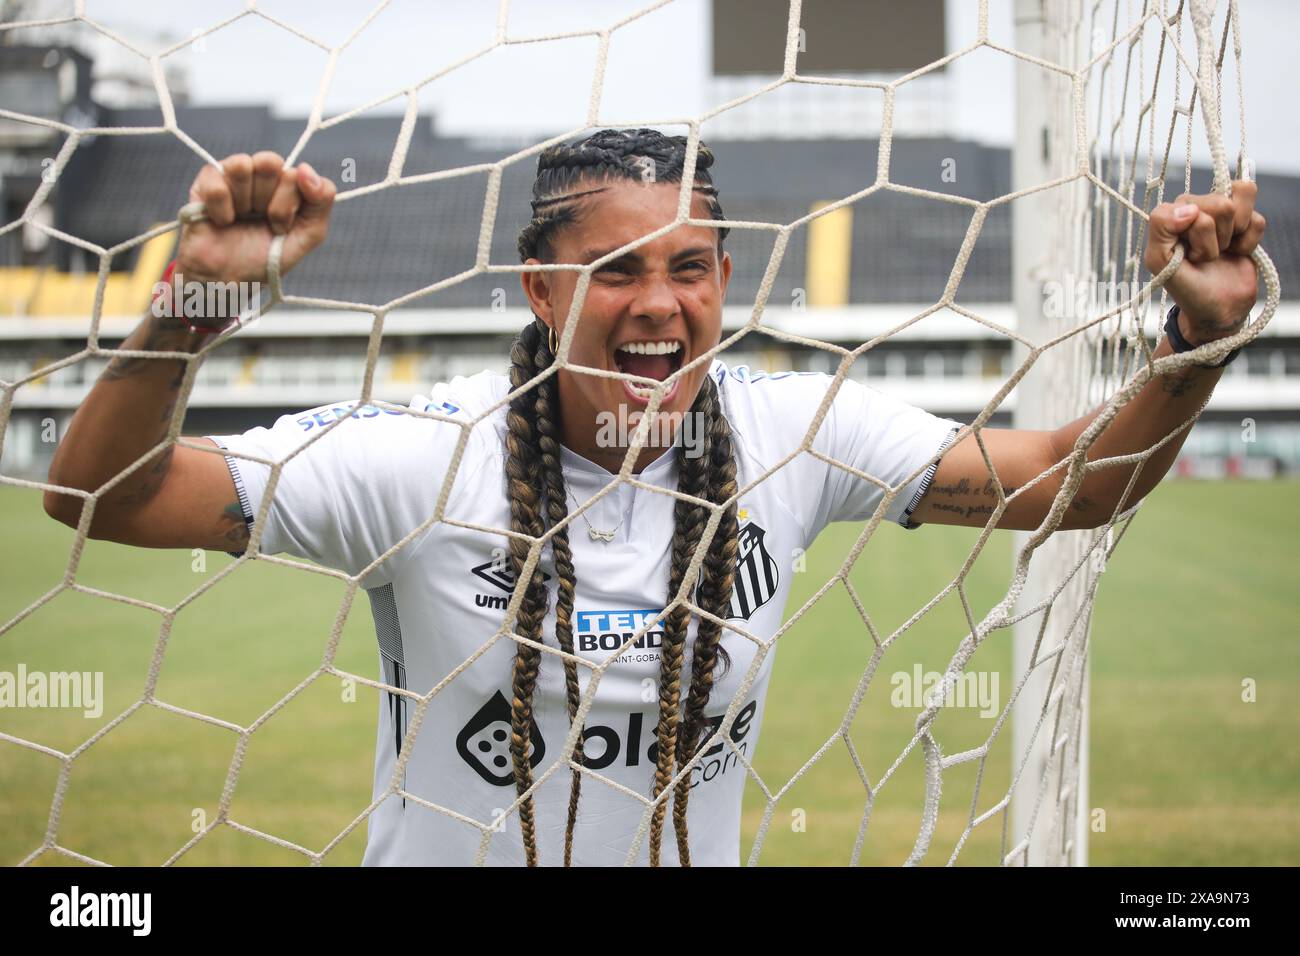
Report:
0,0,1279,866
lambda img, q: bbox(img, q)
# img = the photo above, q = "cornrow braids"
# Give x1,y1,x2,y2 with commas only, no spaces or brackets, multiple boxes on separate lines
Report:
517,127,730,264
502,127,739,867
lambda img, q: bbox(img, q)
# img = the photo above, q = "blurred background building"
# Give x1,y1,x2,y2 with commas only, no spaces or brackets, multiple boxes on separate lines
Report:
2,0,1298,480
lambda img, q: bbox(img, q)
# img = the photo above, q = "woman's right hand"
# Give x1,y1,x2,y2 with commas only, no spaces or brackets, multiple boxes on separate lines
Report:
45,152,337,547
178,151,336,284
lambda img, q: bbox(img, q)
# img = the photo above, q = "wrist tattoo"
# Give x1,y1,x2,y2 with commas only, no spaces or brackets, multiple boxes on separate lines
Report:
102,316,201,382
1160,368,1202,397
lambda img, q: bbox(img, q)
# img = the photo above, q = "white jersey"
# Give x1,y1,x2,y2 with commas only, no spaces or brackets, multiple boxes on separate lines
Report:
207,360,962,866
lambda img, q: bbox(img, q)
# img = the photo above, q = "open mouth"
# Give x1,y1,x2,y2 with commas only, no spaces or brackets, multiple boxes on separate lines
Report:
613,339,685,403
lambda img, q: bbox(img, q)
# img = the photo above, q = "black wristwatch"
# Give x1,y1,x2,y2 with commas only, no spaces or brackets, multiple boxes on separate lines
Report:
1164,304,1243,369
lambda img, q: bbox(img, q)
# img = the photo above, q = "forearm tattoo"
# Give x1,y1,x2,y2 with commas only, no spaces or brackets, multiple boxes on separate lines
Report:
927,476,1024,520
101,316,196,510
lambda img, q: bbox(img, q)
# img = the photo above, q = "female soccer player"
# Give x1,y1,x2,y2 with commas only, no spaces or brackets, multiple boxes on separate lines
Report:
43,128,1265,866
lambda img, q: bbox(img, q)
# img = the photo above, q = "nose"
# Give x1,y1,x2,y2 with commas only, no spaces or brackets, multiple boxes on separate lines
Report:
626,269,680,326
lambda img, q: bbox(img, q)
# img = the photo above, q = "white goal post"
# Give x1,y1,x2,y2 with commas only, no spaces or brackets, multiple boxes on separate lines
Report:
1006,0,1279,866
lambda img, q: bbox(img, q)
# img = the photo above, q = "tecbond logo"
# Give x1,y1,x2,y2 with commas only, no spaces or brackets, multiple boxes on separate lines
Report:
575,608,665,658
457,691,759,788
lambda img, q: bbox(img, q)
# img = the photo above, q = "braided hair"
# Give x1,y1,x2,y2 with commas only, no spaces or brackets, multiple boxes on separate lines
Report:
506,128,738,866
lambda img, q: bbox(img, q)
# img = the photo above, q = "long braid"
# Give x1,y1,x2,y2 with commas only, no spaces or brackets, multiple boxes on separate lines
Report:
505,127,740,866
530,325,588,866
671,377,740,865
646,387,712,866
504,326,553,867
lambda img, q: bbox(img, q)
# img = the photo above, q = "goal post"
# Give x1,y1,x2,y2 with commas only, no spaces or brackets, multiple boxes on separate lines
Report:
1006,0,1279,866
1009,0,1092,868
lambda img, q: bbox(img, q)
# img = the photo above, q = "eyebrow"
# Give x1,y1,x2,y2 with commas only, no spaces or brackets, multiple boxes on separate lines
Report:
579,244,717,266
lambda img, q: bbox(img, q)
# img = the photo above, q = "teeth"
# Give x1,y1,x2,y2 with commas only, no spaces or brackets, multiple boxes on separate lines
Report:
617,340,681,355
615,341,682,397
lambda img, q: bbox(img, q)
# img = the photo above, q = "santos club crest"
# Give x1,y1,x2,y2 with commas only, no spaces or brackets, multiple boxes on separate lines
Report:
728,521,779,621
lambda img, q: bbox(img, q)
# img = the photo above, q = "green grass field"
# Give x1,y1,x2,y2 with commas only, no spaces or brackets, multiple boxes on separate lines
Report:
1,479,1297,866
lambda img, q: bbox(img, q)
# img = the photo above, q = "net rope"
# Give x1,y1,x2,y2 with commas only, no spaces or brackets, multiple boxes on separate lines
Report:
0,0,1280,866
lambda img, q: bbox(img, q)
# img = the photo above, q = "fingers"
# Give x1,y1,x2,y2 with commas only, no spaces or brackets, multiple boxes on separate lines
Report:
216,151,288,220
250,151,283,217
265,165,302,236
180,151,336,282
192,151,329,227
1226,211,1267,257
189,162,235,226
1174,191,1235,259
1144,201,1199,273
1147,180,1265,273
1181,202,1222,263
295,163,336,223
222,153,254,217
1229,179,1257,236
288,162,336,254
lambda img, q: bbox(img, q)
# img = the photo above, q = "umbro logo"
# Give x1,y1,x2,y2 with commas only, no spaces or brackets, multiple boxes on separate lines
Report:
472,555,551,610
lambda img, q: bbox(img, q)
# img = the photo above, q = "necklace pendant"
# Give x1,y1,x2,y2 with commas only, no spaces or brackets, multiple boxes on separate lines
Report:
588,527,616,543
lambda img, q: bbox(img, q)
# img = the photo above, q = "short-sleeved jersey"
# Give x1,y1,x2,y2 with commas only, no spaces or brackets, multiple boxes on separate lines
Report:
206,360,962,866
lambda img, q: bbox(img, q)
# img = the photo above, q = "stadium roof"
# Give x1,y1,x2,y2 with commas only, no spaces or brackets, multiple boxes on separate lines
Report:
53,105,1300,310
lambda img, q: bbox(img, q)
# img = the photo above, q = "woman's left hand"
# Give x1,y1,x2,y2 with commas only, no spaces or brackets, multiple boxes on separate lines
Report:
1143,179,1266,343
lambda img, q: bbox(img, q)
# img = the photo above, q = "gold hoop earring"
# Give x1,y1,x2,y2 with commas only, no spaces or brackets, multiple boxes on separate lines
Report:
548,325,559,356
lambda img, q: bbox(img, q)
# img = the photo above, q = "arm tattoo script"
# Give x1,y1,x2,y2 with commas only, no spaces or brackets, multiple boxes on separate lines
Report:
927,476,1023,521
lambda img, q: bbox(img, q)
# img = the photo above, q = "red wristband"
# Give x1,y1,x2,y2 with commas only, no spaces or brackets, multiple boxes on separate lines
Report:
152,258,240,334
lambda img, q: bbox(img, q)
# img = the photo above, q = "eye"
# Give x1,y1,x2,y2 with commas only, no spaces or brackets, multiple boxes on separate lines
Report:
678,260,709,274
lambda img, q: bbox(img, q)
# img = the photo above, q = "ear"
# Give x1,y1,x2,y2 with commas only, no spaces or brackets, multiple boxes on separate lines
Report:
520,259,555,327
718,249,733,299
